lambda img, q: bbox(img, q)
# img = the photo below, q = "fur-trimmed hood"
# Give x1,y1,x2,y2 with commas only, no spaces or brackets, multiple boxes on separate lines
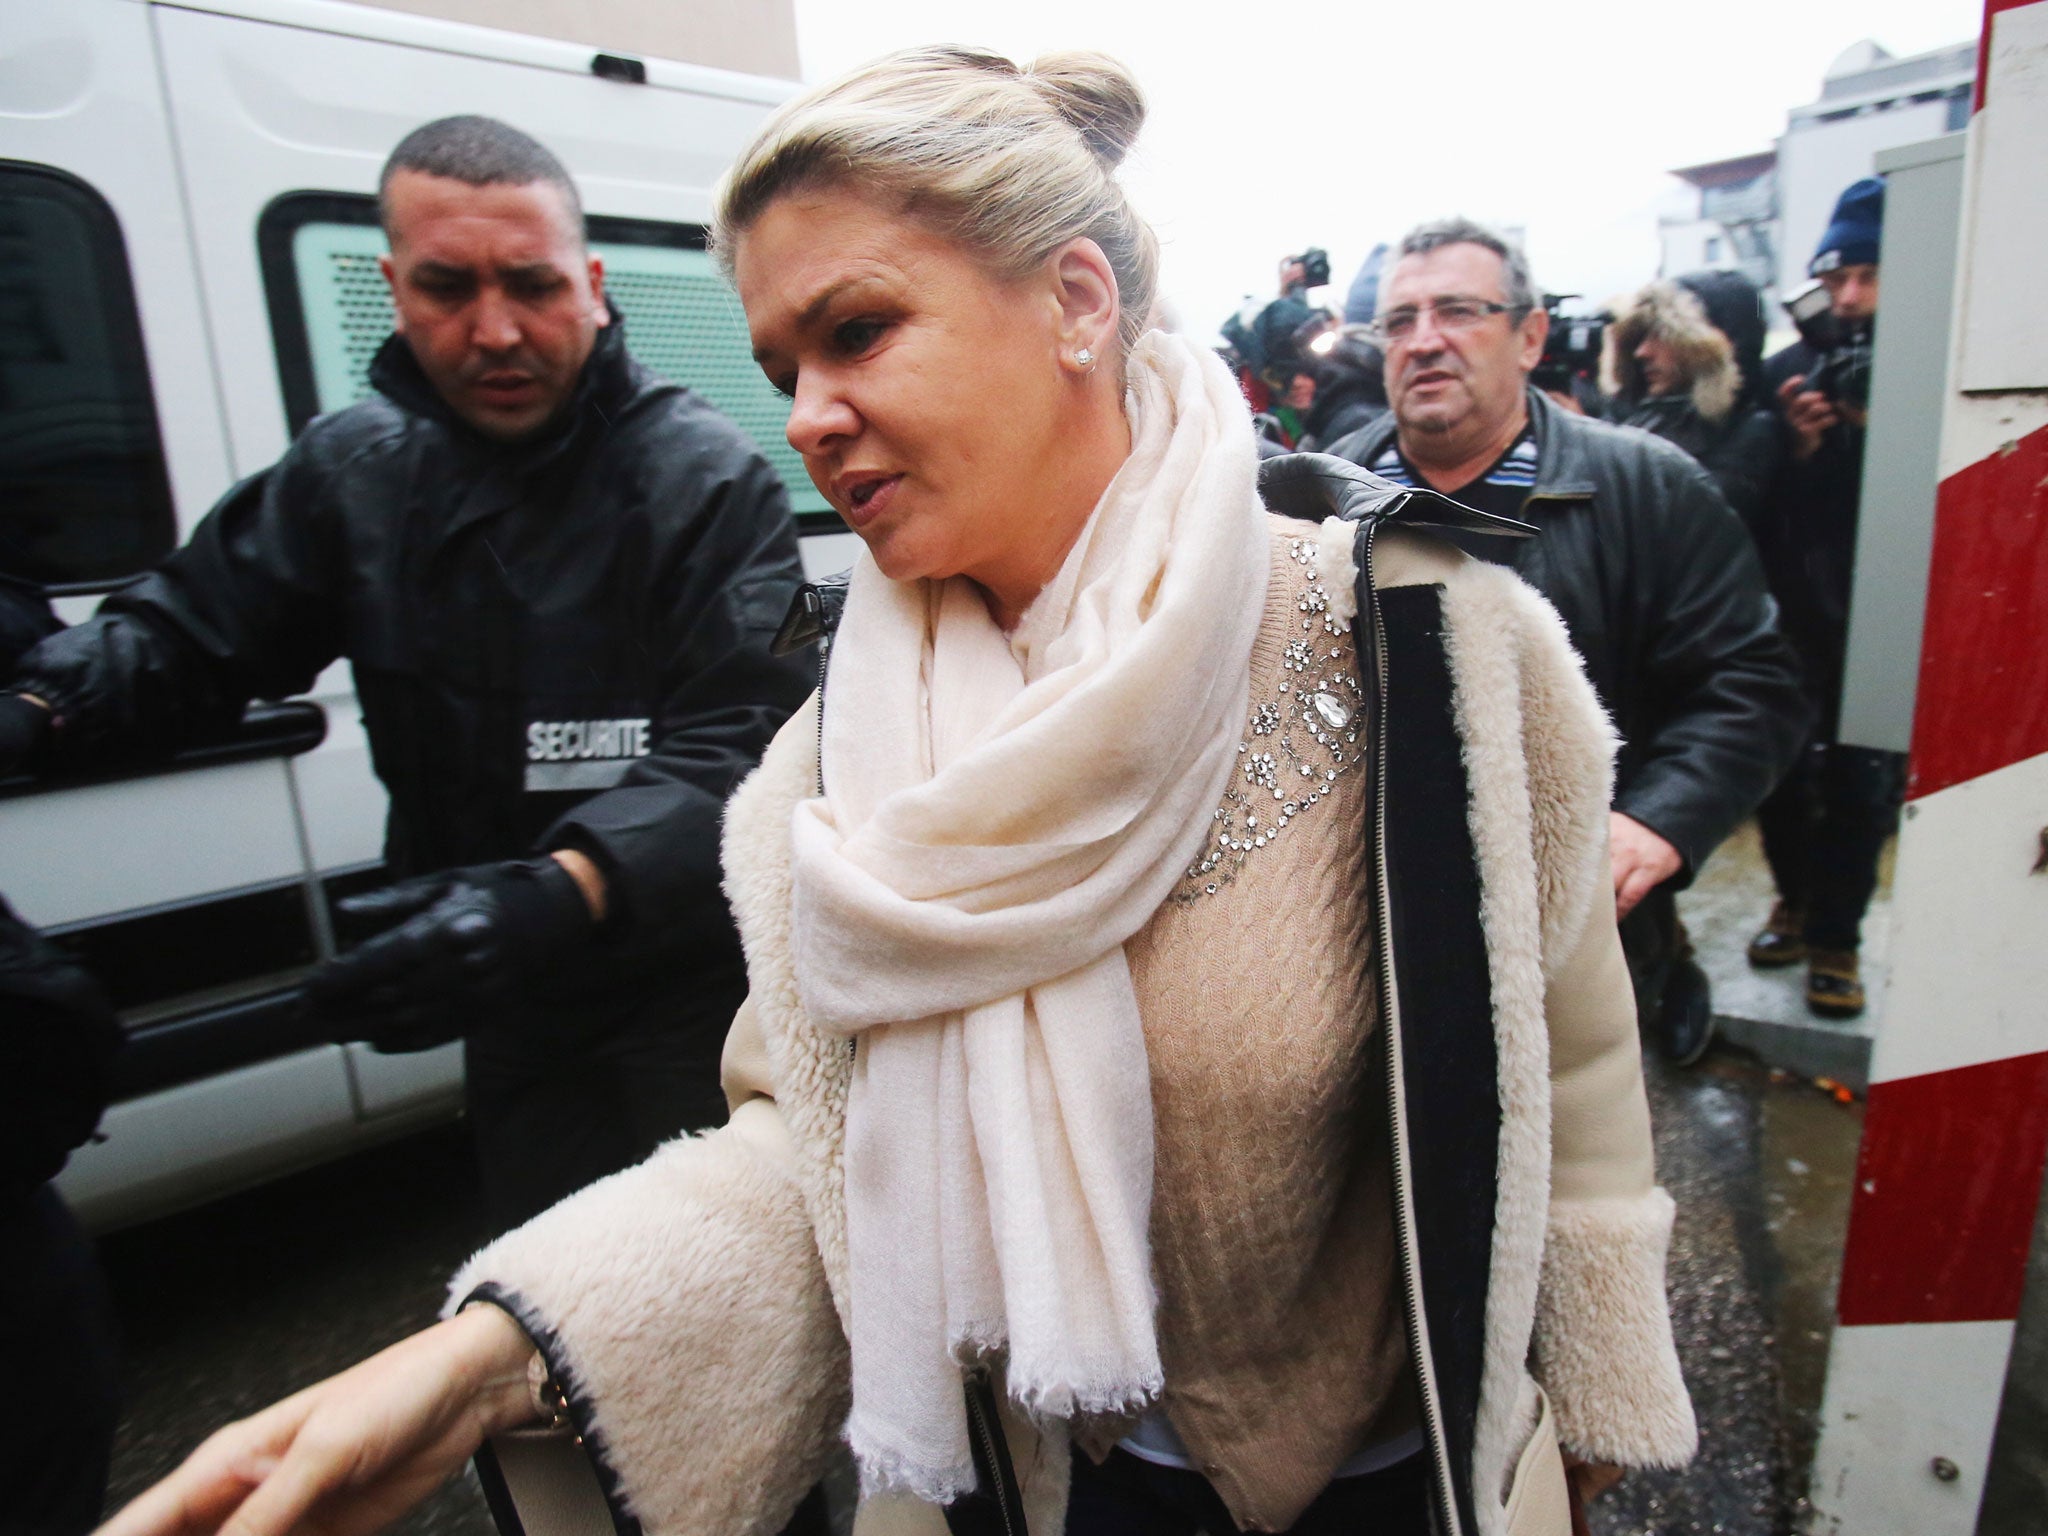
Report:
1600,280,1741,422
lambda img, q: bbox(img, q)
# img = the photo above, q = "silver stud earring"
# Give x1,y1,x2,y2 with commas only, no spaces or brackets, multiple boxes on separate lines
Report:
1074,347,1095,370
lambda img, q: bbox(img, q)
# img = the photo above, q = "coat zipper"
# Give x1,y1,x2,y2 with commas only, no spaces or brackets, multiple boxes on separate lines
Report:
964,1367,1023,1536
1362,521,1464,1536
814,626,832,798
815,621,853,1067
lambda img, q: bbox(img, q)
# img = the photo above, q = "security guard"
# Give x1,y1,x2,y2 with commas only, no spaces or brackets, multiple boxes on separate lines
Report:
0,117,813,1225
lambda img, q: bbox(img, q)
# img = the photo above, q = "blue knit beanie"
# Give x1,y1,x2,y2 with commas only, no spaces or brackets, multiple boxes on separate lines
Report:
1810,177,1885,276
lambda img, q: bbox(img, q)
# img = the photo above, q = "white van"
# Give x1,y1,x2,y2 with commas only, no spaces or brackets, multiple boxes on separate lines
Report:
0,0,858,1230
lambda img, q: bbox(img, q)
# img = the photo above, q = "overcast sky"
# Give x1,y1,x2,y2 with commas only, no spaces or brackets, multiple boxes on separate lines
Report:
791,0,1979,339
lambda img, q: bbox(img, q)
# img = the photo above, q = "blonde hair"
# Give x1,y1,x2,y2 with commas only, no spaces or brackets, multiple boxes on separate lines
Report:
713,46,1159,355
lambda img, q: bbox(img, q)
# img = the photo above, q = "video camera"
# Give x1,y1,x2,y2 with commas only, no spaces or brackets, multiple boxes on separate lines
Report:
1530,294,1607,398
1784,282,1873,412
1288,248,1333,289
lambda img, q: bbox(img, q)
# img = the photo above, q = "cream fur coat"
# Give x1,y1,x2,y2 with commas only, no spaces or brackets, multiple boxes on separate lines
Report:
450,518,1696,1536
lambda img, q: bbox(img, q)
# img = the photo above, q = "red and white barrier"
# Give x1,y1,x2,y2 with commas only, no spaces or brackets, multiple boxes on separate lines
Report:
1810,2,2048,1528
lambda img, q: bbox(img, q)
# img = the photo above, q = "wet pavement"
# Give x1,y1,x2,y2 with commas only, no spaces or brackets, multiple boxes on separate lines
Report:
1675,819,1893,1092
97,1123,498,1535
1982,1183,2048,1533
1589,1052,1864,1536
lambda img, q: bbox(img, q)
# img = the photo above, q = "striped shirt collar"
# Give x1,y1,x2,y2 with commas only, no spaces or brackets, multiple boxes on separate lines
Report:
1370,430,1538,491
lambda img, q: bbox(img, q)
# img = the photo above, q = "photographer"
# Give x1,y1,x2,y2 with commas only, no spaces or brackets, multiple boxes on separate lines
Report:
1329,218,1807,1064
1296,315,1389,450
1279,244,1330,302
1223,251,1340,448
1747,178,1902,1018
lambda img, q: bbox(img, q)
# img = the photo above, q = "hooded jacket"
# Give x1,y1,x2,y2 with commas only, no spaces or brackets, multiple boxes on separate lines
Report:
449,488,1695,1536
1598,277,1780,525
1300,329,1390,452
9,321,814,1003
1328,388,1807,878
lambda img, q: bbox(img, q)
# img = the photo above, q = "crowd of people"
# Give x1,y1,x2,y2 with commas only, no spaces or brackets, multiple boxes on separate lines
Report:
0,42,1906,1536
1229,173,1901,1040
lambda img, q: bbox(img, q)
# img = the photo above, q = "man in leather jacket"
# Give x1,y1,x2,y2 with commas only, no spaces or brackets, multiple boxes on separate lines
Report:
0,118,813,1224
1328,218,1807,1064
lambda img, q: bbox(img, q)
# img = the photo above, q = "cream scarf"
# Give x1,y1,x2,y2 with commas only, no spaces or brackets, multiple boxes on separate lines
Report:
788,332,1269,1500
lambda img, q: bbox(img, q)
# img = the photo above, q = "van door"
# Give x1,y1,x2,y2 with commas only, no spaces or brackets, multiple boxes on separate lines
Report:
1,0,361,1230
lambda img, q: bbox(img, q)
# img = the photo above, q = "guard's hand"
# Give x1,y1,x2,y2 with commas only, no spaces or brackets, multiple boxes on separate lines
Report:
1610,811,1683,920
0,692,51,778
96,1305,537,1536
1777,374,1838,461
306,856,596,1050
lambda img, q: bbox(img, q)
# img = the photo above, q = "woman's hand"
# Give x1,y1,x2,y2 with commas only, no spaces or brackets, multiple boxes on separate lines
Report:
100,1304,538,1536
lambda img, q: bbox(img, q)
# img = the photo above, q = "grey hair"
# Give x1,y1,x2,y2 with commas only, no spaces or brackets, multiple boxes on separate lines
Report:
378,115,583,241
1391,217,1537,314
711,46,1159,356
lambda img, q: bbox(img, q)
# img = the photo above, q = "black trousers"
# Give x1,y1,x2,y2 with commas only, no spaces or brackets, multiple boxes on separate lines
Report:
0,1185,121,1534
1756,743,1907,953
463,963,743,1229
1619,884,1686,1026
1064,1448,1431,1536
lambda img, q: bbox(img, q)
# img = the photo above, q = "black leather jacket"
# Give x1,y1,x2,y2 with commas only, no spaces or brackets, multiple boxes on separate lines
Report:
11,323,814,1004
1601,393,1781,530
1328,388,1808,874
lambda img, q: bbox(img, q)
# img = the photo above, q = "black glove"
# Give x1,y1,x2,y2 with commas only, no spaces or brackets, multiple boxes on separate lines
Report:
0,694,50,779
306,856,596,1053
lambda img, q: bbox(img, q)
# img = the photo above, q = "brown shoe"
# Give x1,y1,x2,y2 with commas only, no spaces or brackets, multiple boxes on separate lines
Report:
1747,901,1808,968
1807,949,1866,1018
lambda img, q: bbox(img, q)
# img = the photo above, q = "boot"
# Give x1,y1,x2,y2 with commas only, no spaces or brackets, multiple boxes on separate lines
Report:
1747,900,1807,969
1807,949,1866,1018
1658,957,1714,1066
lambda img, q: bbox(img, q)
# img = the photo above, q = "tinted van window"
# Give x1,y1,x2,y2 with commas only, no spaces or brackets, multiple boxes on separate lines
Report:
0,164,176,589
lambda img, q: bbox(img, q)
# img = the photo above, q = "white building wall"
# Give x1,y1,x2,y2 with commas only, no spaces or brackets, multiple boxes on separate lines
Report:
1657,218,1722,279
1776,98,1953,294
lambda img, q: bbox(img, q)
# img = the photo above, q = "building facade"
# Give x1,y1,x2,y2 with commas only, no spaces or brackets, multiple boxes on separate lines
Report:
1658,38,1974,313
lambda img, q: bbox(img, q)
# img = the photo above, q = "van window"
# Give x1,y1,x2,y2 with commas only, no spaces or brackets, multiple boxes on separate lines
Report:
258,194,832,520
0,163,176,590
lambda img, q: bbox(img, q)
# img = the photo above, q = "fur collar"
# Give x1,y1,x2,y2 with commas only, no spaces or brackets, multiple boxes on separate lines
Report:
1599,281,1740,423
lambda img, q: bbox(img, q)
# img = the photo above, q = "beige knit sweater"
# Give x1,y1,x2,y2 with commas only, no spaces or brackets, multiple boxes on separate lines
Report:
1084,523,1414,1531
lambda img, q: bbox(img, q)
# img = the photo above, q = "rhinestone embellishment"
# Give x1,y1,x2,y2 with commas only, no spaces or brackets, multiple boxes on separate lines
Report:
1175,537,1363,905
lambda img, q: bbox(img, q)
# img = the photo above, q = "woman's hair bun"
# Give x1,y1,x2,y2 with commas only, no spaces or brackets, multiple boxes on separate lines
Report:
716,44,1162,354
1026,52,1146,168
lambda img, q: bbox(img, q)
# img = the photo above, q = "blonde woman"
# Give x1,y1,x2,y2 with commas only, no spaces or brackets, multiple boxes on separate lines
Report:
105,47,1693,1536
